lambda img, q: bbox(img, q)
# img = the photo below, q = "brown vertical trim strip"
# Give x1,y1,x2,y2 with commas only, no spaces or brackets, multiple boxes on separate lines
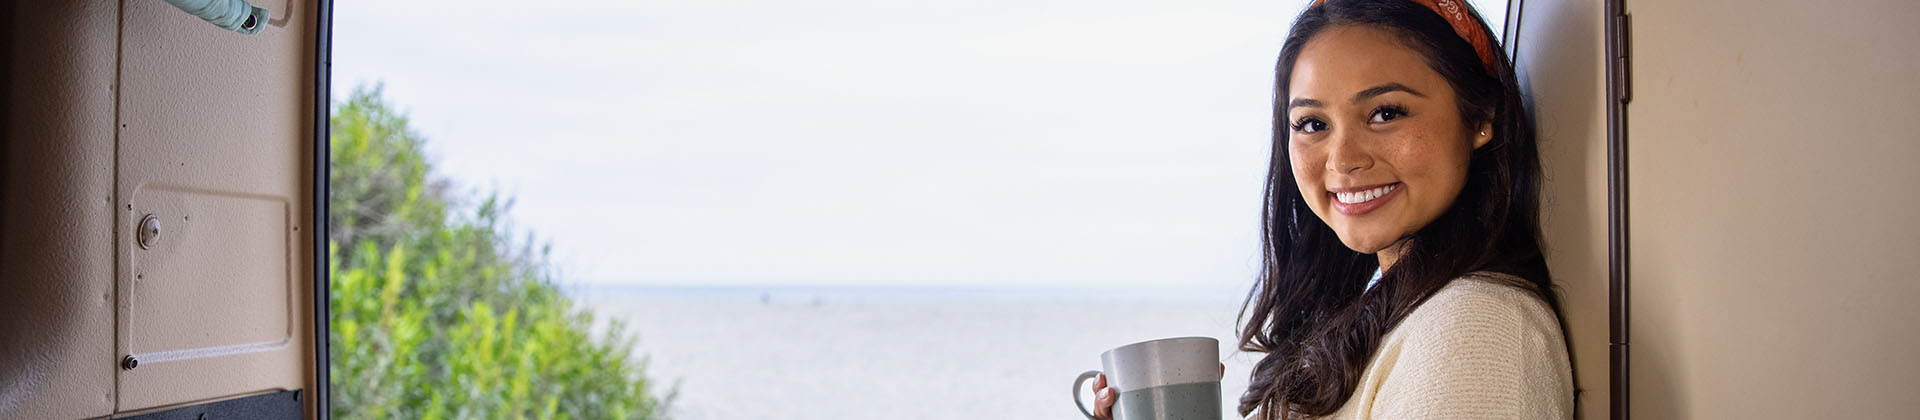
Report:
1604,0,1629,419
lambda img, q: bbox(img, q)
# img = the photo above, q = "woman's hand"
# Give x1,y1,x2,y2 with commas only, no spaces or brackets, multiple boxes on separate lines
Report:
1090,373,1115,420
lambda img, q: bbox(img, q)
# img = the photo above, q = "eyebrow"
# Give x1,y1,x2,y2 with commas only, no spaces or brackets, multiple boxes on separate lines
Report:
1352,83,1426,102
1286,83,1428,111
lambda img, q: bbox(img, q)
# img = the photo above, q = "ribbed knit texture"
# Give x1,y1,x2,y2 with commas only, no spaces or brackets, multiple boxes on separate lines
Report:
1320,274,1574,419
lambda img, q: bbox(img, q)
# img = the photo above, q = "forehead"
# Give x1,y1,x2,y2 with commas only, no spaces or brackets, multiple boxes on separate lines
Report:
1288,25,1449,102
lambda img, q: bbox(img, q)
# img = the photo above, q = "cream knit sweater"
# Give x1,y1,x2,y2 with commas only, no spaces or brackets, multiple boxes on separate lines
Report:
1318,274,1574,419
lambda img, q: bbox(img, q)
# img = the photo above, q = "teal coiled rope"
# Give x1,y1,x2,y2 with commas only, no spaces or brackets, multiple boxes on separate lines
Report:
163,0,269,34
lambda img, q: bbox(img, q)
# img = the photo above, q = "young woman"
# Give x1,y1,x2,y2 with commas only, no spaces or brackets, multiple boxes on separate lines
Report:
1092,0,1574,418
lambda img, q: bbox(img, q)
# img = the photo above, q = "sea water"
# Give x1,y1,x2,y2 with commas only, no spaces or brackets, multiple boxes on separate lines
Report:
576,286,1258,420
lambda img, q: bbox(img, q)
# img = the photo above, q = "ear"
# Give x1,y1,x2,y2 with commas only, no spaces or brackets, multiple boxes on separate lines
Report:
1471,121,1494,150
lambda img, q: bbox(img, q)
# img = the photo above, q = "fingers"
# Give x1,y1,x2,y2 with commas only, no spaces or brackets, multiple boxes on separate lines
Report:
1093,373,1114,420
1094,388,1115,419
1221,362,1227,375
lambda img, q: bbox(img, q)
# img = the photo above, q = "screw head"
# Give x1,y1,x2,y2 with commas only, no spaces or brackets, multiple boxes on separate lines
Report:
121,355,138,371
137,214,161,249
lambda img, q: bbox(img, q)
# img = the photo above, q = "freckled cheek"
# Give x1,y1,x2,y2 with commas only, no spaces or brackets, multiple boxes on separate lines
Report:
1385,134,1473,205
1386,132,1458,175
1287,144,1325,201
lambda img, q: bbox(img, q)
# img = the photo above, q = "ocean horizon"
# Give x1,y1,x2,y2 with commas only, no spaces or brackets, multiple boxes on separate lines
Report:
578,286,1262,420
563,282,1254,304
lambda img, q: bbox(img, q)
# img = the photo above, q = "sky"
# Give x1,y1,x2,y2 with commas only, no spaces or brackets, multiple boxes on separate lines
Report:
331,0,1507,290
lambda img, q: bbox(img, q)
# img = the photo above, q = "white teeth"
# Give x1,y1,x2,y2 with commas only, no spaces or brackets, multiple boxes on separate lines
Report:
1335,184,1396,204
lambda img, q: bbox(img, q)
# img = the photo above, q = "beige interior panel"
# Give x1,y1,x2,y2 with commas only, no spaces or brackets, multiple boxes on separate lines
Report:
0,1,122,419
1510,0,1609,418
113,0,316,413
130,187,292,354
1626,1,1920,418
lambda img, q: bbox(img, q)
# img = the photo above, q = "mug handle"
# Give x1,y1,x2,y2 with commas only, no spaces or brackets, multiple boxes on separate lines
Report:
1072,370,1103,420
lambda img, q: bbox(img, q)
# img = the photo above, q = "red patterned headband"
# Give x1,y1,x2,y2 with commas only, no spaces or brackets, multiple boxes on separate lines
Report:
1312,0,1499,76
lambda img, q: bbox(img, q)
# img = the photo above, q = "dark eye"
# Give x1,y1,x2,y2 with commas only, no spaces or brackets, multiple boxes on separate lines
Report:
1369,106,1407,123
1292,118,1327,134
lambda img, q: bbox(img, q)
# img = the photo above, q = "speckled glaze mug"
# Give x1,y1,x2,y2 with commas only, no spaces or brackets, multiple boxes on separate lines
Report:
1072,337,1222,420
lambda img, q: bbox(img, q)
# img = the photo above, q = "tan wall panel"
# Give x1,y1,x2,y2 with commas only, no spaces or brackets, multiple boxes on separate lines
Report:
0,1,122,419
130,188,293,354
1511,0,1610,418
4,0,318,418
113,0,316,414
1626,1,1920,418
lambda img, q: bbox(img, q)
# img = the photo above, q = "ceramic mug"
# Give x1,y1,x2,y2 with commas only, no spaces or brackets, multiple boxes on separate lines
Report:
1072,336,1222,420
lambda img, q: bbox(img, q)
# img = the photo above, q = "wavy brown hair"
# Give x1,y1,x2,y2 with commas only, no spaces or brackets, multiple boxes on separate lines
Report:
1235,0,1562,418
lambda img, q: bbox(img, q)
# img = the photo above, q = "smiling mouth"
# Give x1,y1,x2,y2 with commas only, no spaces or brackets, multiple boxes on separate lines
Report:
1334,183,1398,204
1328,183,1400,216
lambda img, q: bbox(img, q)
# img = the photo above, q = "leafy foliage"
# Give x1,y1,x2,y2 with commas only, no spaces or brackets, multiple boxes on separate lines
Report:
329,85,669,419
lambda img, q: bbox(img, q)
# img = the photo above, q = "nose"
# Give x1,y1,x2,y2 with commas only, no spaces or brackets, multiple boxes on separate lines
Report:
1325,130,1372,175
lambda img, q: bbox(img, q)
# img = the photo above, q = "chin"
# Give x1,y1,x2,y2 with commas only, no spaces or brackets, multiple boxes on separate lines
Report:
1334,233,1394,255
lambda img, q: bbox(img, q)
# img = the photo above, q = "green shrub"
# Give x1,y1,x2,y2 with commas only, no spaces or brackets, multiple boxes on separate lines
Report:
329,85,669,420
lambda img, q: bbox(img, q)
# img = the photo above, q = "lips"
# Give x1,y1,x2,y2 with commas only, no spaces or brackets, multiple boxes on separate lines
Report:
1329,183,1400,216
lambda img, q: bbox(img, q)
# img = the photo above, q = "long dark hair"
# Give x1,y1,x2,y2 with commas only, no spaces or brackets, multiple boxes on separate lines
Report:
1235,0,1560,418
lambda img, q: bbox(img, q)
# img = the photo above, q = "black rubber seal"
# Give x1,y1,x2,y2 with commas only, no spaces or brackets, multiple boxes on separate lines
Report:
116,390,303,420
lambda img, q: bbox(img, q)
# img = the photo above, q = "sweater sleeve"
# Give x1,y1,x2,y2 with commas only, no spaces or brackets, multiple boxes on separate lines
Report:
1365,280,1574,419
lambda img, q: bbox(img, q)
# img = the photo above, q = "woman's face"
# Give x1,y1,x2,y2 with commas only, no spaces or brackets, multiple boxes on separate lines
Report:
1285,25,1490,257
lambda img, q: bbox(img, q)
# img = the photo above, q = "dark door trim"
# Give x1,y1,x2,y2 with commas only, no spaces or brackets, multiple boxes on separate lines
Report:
311,0,334,418
1604,0,1630,419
